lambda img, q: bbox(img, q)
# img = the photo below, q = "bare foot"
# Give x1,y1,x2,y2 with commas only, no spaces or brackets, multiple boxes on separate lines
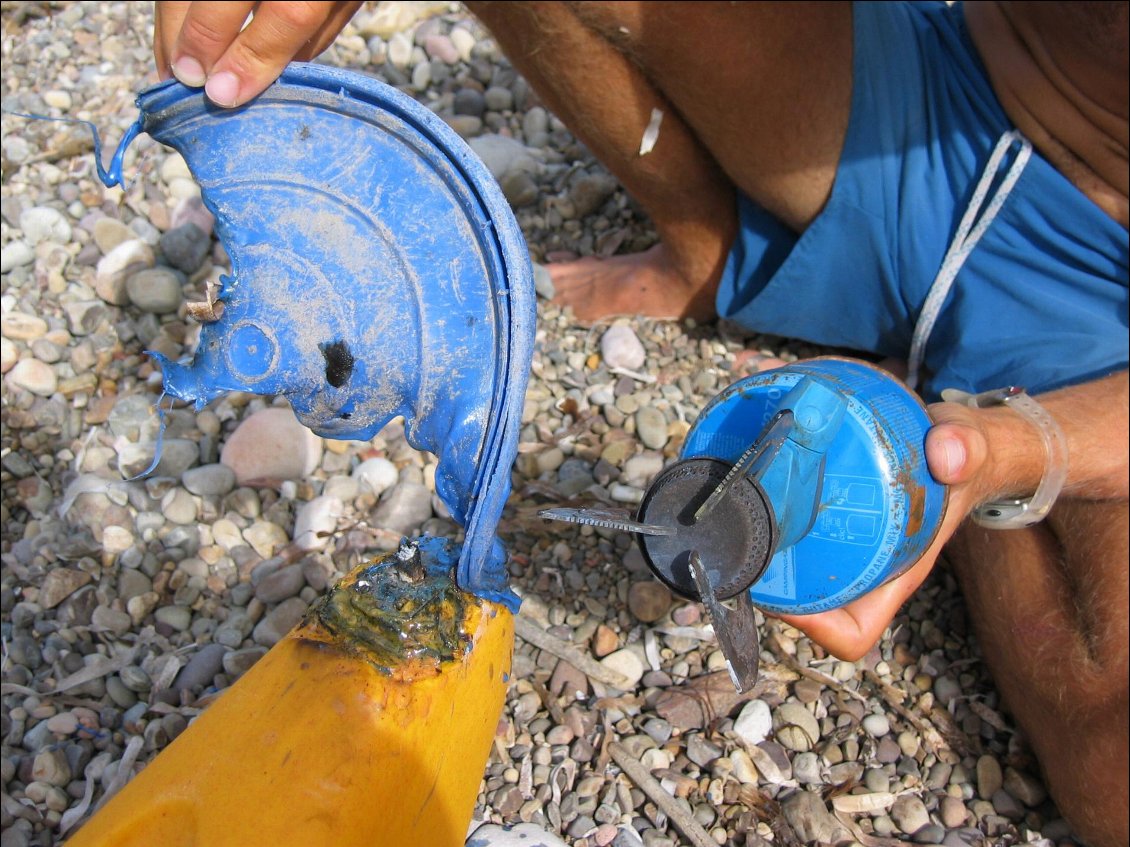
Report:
547,244,717,324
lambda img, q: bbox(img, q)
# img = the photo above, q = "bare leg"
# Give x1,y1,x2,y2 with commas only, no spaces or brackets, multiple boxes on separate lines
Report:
947,500,1129,847
468,1,852,323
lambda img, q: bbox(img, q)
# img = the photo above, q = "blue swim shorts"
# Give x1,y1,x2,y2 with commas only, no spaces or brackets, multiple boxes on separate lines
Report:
715,1,1129,401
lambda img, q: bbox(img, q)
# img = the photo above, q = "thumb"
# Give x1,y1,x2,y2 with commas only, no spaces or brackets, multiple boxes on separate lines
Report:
924,403,991,486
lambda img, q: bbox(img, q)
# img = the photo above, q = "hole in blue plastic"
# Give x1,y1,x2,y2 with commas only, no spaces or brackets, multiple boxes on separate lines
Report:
320,339,355,388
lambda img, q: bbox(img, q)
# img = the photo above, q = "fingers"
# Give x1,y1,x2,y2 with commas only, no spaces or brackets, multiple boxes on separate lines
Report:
170,2,257,89
159,2,363,108
208,2,336,106
775,551,938,660
154,1,193,80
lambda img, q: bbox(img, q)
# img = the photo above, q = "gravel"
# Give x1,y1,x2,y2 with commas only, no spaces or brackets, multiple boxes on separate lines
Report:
2,3,1078,846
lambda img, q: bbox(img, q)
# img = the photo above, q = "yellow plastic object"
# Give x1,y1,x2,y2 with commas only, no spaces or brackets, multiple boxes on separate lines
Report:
67,541,513,847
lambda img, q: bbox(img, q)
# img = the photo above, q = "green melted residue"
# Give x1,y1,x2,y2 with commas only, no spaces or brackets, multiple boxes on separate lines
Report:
307,538,470,674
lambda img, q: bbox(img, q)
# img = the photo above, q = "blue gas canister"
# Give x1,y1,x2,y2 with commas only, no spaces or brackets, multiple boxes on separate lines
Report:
542,356,947,689
639,357,947,614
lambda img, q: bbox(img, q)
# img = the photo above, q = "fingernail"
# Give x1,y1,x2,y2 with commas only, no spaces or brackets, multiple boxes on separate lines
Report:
171,56,206,87
941,436,966,478
205,71,240,107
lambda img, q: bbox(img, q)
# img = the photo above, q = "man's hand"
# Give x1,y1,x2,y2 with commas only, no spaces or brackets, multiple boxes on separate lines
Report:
153,1,364,108
773,370,1128,659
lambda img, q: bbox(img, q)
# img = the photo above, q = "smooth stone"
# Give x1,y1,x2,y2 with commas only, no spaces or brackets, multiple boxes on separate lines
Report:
453,86,485,117
159,152,192,183
467,134,540,182
1,239,34,272
372,482,433,535
450,26,475,62
31,750,71,787
626,580,671,623
92,217,134,254
182,463,236,497
170,195,215,236
19,205,71,245
733,699,773,747
39,568,92,609
483,85,513,112
252,597,308,646
0,337,15,373
243,520,289,559
862,713,891,738
1,311,48,340
599,649,644,689
466,823,569,847
220,407,324,484
773,702,821,752
990,788,1025,821
62,300,108,336
532,262,554,300
939,796,968,828
976,755,1003,800
890,795,931,834
293,495,342,551
600,324,646,370
499,171,537,207
154,605,192,632
5,358,56,396
126,267,183,314
96,239,155,305
92,606,133,635
423,33,459,64
43,89,73,109
634,406,668,450
1002,767,1047,807
793,751,822,784
173,643,227,691
569,173,618,218
159,222,210,273
161,488,197,525
352,456,399,495
620,453,664,488
387,31,413,68
254,564,306,604
223,647,267,678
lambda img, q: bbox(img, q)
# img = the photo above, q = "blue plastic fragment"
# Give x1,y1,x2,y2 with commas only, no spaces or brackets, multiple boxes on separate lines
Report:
105,65,535,608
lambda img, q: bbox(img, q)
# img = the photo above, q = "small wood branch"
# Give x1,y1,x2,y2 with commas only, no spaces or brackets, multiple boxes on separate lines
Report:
513,614,634,690
609,742,717,847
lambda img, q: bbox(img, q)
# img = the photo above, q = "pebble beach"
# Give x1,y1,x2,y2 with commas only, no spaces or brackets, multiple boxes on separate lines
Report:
1,3,1082,846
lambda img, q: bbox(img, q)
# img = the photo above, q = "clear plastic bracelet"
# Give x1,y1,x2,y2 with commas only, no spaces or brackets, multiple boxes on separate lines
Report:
940,386,1069,529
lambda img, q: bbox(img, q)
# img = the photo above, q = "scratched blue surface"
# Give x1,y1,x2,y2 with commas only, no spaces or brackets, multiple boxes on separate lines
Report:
682,358,947,614
106,65,534,608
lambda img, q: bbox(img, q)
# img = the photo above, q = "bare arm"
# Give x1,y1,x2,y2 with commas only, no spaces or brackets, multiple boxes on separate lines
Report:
778,370,1129,659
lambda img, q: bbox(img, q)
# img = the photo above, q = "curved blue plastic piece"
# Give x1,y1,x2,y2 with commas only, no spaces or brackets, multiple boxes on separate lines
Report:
683,358,947,614
756,377,847,550
122,65,534,607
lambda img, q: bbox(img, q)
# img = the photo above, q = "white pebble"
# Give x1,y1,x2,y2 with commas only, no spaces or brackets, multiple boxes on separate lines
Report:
293,495,343,551
353,456,399,495
5,358,57,396
19,206,71,245
733,699,773,747
600,324,646,370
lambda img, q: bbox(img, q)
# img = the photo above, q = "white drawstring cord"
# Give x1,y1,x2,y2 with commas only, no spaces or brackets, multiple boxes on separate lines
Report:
906,130,1033,391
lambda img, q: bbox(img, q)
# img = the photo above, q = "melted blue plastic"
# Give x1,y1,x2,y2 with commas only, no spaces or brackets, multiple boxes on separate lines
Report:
99,66,534,609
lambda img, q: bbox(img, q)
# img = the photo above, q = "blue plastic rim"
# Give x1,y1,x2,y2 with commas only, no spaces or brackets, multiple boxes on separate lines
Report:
117,64,535,606
681,357,947,614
